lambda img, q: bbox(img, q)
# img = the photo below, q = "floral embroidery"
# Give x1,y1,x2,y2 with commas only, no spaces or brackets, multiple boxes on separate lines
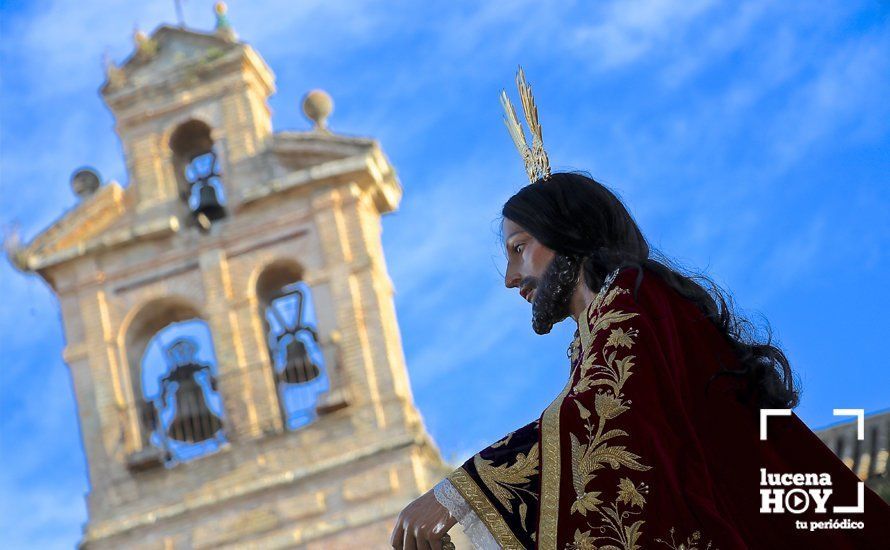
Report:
594,497,645,550
606,326,638,349
564,287,652,549
655,527,715,550
617,477,648,508
474,443,539,532
564,284,716,550
491,431,514,449
567,528,596,550
454,269,720,549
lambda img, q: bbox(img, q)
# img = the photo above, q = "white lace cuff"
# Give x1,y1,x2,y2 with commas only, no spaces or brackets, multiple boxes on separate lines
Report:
433,477,501,549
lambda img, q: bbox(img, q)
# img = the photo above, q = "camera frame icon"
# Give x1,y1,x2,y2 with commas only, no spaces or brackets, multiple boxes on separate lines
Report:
759,408,864,514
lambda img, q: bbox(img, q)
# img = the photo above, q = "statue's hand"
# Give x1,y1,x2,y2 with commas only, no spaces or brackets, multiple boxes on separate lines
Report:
390,487,458,550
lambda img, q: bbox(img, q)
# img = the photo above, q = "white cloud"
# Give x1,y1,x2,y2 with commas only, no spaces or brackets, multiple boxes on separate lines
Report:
769,28,890,168
572,0,716,70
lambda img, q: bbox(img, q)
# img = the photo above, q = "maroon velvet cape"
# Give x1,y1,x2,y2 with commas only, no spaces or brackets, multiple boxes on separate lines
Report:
446,266,889,549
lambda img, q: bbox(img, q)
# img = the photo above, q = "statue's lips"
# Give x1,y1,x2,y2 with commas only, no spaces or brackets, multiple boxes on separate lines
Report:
520,285,536,303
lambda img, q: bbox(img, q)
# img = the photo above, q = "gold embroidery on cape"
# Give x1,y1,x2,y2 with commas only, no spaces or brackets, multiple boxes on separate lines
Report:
567,287,652,549
456,269,717,548
446,467,525,549
491,430,515,449
566,477,650,550
539,278,617,549
562,282,718,550
654,527,715,550
473,443,539,532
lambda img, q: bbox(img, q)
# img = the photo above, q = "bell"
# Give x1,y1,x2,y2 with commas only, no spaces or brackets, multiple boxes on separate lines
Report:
195,183,226,221
166,369,223,443
279,338,321,384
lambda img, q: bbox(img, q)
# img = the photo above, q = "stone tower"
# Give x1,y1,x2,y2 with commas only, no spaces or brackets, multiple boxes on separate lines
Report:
9,7,451,548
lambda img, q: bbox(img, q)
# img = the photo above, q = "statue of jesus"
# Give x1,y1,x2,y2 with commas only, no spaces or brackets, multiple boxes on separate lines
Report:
390,68,890,549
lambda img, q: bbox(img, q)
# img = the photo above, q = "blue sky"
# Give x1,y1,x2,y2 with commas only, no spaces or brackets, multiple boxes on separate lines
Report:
1,0,888,547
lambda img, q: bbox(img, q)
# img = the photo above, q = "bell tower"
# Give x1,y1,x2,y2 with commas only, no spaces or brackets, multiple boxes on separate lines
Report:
8,4,450,548
104,6,272,224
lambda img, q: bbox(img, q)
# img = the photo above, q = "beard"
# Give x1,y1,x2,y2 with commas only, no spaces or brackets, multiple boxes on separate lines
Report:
529,254,581,335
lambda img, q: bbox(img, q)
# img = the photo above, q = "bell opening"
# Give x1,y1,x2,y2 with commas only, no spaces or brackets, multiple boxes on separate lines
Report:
256,264,332,432
169,119,228,223
132,313,229,467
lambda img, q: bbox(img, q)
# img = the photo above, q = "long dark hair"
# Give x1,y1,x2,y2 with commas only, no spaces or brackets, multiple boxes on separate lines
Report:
502,171,800,409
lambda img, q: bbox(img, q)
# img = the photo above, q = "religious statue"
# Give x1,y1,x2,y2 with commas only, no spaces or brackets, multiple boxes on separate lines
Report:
389,67,890,549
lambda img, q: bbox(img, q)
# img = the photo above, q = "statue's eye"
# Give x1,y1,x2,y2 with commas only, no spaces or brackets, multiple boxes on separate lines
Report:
514,243,524,254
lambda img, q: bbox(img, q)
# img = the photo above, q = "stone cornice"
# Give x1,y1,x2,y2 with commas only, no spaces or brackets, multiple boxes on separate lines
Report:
238,151,400,213
272,131,377,152
18,150,399,275
103,43,274,127
83,432,424,543
25,182,126,258
27,216,180,272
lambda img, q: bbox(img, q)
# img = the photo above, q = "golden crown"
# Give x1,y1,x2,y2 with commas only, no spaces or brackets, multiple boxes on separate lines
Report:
500,66,551,183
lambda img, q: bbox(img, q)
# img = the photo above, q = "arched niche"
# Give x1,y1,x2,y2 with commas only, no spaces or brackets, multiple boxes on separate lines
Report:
124,296,204,373
122,296,227,469
168,119,226,221
255,259,331,430
255,258,305,306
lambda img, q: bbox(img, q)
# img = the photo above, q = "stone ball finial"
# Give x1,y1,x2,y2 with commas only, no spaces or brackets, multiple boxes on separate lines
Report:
71,167,102,199
302,89,334,132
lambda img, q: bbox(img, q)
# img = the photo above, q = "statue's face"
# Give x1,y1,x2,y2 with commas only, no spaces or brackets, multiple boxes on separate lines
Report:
502,218,555,305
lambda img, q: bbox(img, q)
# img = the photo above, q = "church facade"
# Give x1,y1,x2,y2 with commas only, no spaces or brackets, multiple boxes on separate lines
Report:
9,6,455,548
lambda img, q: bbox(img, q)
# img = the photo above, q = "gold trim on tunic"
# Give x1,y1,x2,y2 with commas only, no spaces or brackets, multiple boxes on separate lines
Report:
447,467,525,549
537,278,614,549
